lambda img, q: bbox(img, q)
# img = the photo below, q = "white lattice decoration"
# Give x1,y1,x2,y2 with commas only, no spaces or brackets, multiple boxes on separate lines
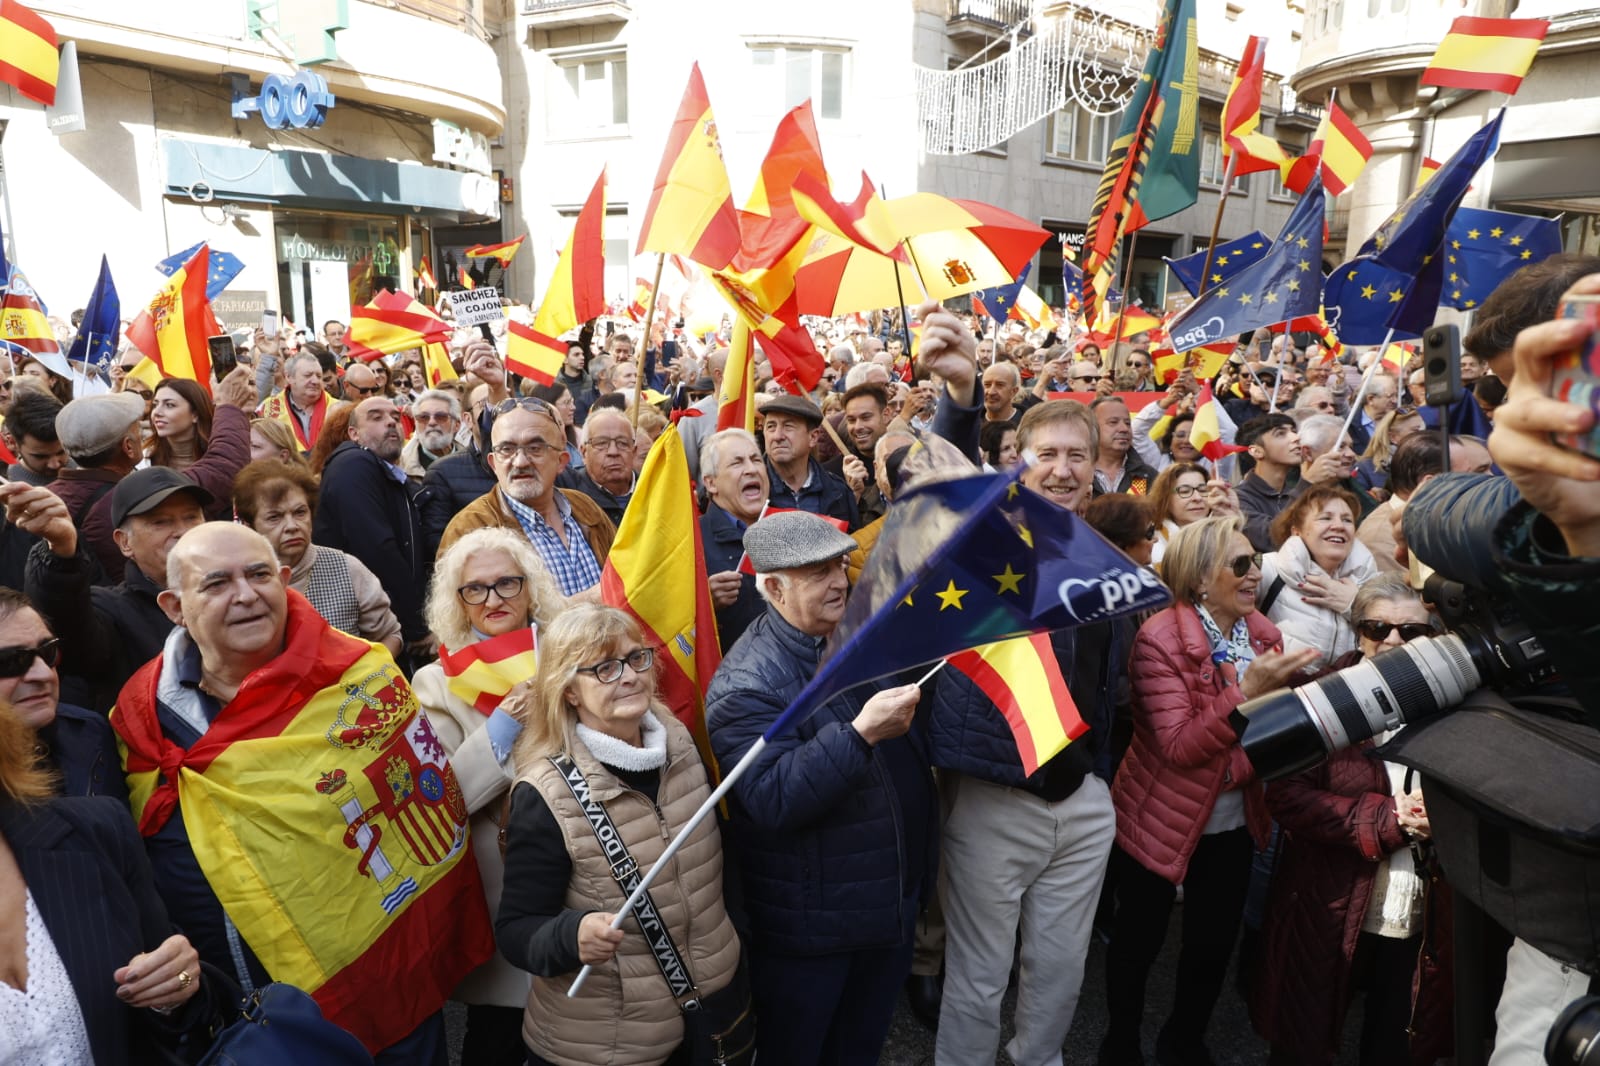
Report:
914,0,1158,156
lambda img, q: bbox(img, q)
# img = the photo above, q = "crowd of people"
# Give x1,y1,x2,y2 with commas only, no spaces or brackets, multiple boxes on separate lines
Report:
0,250,1597,1066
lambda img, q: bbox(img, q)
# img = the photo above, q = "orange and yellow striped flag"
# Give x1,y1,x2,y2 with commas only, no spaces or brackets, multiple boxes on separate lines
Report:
438,626,538,716
0,0,58,106
1421,16,1549,95
636,64,741,269
125,245,218,389
464,234,526,267
600,424,721,759
505,319,564,386
947,633,1085,776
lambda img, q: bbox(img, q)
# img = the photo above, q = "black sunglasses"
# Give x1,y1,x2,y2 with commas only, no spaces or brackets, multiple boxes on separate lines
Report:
0,639,60,678
1226,552,1262,578
1356,620,1434,643
493,397,561,422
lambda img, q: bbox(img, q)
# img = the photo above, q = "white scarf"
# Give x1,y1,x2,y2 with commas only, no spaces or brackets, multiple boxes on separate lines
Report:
575,712,667,772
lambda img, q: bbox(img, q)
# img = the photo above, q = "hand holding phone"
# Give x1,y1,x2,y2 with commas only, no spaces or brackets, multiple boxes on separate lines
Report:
207,335,238,381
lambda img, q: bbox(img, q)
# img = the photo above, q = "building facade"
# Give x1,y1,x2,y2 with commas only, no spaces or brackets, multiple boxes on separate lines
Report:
0,0,504,336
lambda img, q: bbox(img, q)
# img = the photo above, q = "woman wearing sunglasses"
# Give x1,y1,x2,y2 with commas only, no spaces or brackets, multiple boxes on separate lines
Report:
1259,485,1381,670
411,526,567,1065
498,603,744,1066
1100,517,1319,1065
1251,574,1451,1065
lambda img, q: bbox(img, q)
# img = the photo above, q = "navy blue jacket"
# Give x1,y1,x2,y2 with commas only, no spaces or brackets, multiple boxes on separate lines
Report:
39,703,129,801
315,441,431,641
705,607,937,956
765,457,859,531
420,445,497,552
699,503,763,654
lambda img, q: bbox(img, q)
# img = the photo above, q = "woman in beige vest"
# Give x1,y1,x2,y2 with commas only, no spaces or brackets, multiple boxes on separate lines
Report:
497,604,741,1066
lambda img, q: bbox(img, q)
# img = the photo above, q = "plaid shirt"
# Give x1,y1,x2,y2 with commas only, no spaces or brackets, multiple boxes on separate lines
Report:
500,489,602,596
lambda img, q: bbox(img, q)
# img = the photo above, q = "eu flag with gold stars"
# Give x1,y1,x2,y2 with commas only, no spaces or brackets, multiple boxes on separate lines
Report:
1165,176,1326,353
156,242,243,301
1322,113,1503,344
970,262,1031,322
66,255,119,372
1164,231,1272,297
1440,207,1562,311
760,464,1170,740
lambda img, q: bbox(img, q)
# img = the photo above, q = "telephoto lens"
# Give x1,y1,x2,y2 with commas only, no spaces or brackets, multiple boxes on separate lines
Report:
1239,634,1483,781
1548,996,1600,1065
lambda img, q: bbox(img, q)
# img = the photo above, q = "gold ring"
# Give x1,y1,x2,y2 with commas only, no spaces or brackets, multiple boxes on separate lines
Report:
177,970,192,989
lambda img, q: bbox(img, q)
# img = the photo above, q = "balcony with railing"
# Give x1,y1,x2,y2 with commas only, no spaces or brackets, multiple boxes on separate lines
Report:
522,0,631,30
947,0,1033,46
1276,84,1324,130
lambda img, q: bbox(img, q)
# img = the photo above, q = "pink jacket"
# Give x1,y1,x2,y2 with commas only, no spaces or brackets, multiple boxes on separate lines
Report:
1112,603,1280,883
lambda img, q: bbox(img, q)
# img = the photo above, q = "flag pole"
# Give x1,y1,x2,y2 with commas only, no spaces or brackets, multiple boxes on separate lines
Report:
632,253,667,432
1266,322,1289,413
1198,154,1239,297
1109,226,1140,380
1338,327,1396,442
880,185,927,354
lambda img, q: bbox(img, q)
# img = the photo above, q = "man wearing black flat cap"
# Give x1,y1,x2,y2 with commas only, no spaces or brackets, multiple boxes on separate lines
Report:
3,467,212,710
760,393,859,530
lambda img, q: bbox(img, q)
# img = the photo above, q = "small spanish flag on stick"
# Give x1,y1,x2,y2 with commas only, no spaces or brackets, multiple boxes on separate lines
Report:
505,319,564,386
438,627,539,717
465,234,527,267
947,633,1086,777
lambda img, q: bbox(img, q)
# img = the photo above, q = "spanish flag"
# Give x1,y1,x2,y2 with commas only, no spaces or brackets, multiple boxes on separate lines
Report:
1012,284,1058,332
532,168,607,346
947,633,1085,777
0,0,58,106
636,64,741,269
458,265,475,290
465,234,526,267
438,626,538,716
627,276,654,322
113,594,493,1053
1421,16,1549,95
417,256,438,292
716,317,756,433
1222,36,1289,177
126,244,218,389
600,424,721,760
1414,156,1442,189
0,270,58,360
1280,101,1372,197
347,289,449,359
505,319,564,386
1152,339,1233,385
423,341,457,386
1190,382,1246,462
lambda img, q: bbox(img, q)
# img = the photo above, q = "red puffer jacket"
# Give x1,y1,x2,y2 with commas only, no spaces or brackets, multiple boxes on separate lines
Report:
1111,603,1279,883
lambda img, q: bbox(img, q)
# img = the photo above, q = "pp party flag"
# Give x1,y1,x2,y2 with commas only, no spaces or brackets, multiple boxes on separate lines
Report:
457,265,475,290
505,319,564,386
127,245,220,388
1223,36,1288,177
1167,178,1326,353
1165,231,1273,297
417,256,438,292
1421,16,1549,95
1080,0,1199,327
113,595,492,1053
1189,382,1246,461
0,0,59,106
1062,251,1083,312
157,242,243,301
532,168,607,348
67,256,120,372
636,63,741,269
464,234,526,266
1280,102,1372,197
1323,112,1503,345
600,423,721,758
717,317,756,432
1441,206,1562,311
438,626,538,716
1012,284,1058,332
347,289,449,359
948,633,1086,777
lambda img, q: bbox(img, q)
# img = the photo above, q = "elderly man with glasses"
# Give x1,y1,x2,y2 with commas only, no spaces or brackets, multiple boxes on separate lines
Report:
437,396,615,598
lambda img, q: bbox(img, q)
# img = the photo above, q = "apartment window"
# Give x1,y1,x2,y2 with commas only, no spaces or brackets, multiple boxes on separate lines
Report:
1047,105,1116,164
549,55,627,136
751,47,848,119
1269,139,1304,200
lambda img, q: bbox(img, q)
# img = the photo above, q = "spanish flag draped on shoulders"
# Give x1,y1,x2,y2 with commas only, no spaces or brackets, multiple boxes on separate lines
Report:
257,387,340,453
111,591,493,1053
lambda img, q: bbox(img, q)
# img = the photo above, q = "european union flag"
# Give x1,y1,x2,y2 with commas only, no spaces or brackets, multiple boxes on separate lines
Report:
1166,177,1326,352
1165,231,1273,297
761,464,1171,740
67,257,120,372
156,242,243,301
970,262,1031,322
0,215,10,293
1441,207,1562,311
1062,256,1082,309
1323,112,1504,344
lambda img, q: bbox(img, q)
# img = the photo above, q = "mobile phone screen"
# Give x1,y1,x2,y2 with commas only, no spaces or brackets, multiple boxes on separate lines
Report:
207,335,238,380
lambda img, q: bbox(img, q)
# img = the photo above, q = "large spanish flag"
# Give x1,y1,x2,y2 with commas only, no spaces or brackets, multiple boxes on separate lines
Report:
125,244,218,389
1222,36,1288,177
947,633,1086,777
636,64,741,269
0,0,58,106
600,424,721,759
532,168,607,343
1421,16,1549,95
113,594,493,1053
347,288,450,360
505,319,564,386
438,626,538,716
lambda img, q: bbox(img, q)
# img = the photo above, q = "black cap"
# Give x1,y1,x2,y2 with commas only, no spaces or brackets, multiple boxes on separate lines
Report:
759,393,824,425
111,468,214,528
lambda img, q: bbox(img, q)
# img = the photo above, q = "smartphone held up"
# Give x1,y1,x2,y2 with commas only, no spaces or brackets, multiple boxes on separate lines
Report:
1552,295,1600,461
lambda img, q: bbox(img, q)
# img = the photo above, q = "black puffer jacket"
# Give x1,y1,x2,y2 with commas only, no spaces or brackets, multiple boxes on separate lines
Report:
420,445,496,552
314,442,432,641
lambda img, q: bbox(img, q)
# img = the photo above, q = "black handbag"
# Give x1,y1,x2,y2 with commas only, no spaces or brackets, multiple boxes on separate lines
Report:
550,753,756,1065
197,983,373,1066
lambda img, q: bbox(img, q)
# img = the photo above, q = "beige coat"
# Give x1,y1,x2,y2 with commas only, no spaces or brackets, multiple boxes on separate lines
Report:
410,662,530,1009
519,710,740,1066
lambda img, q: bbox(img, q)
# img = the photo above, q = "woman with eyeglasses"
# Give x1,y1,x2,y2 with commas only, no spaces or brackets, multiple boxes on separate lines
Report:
412,526,567,1065
496,603,744,1066
1147,462,1241,565
1259,485,1380,670
1101,517,1318,1065
1251,574,1451,1066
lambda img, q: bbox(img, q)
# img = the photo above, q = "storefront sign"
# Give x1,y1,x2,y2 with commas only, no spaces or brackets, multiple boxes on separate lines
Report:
279,233,378,263
212,289,269,323
231,71,336,130
447,287,503,328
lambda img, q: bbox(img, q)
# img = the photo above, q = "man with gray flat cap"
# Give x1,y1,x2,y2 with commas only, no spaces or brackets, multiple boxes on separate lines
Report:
760,393,860,530
6,467,212,710
45,391,148,582
706,509,936,1066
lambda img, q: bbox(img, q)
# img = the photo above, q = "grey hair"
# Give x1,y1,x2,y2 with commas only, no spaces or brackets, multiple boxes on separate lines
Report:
426,526,567,650
700,428,759,482
753,570,789,603
844,362,886,389
985,361,1022,388
1350,573,1431,627
283,352,321,380
415,388,461,419
164,523,281,593
1296,413,1348,458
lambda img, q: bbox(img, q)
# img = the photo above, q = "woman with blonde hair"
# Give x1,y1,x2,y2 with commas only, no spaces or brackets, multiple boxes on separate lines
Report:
248,417,309,467
411,526,567,1065
497,603,746,1066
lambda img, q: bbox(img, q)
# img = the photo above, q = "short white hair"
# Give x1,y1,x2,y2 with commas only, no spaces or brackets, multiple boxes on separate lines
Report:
700,428,758,481
753,570,789,603
1296,413,1347,457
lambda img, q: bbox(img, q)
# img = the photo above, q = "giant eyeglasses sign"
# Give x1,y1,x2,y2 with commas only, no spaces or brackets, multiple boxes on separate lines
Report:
230,70,336,130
